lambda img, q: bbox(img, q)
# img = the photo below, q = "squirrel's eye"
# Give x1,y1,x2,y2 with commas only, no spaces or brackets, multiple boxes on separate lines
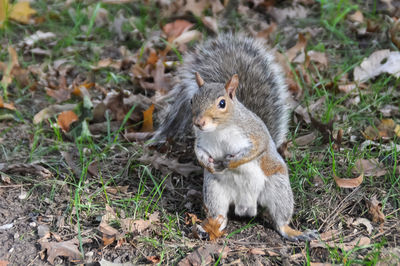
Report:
218,99,226,109
190,99,193,105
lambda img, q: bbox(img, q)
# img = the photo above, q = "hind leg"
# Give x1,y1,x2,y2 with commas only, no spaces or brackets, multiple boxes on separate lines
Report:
202,170,230,231
259,173,317,241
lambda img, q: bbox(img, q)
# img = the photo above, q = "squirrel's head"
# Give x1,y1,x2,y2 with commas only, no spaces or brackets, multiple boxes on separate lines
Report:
191,73,239,132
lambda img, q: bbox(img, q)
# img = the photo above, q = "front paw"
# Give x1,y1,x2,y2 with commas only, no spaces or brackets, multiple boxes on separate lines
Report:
213,160,226,172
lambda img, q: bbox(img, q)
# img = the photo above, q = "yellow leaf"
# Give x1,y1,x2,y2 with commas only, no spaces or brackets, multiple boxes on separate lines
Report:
9,1,36,24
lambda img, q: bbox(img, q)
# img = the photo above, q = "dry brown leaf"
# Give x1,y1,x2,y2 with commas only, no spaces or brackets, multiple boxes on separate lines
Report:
354,50,400,82
182,0,209,17
270,5,309,23
201,215,225,241
57,110,79,132
294,132,317,146
33,103,77,124
348,10,364,23
0,96,16,110
0,260,9,266
334,173,363,188
173,30,202,47
249,248,266,255
152,59,168,93
178,244,230,266
366,196,385,224
353,158,387,177
40,239,91,265
91,58,122,70
185,213,201,225
163,19,194,39
99,222,118,246
286,33,308,62
146,49,159,66
138,152,202,177
310,236,370,251
120,212,159,234
140,104,155,132
310,263,333,266
105,185,129,195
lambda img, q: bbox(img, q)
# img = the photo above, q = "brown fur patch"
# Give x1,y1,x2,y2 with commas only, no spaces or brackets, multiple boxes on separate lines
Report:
281,225,302,238
202,96,230,125
228,135,264,169
260,153,287,176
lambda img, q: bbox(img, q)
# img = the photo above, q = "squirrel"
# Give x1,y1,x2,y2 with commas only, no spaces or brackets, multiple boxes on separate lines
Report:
153,34,316,241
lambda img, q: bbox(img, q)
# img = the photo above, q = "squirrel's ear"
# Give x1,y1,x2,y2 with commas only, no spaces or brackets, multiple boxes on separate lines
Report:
195,72,205,87
225,74,239,99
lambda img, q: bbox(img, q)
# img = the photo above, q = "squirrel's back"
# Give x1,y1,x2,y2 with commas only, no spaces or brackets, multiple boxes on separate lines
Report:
154,34,289,147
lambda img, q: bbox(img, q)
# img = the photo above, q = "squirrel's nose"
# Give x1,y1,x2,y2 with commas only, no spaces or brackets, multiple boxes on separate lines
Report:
194,117,205,128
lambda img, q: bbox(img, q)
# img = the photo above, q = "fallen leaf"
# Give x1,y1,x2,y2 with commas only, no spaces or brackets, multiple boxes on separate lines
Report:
0,96,16,110
91,58,122,70
19,30,56,46
120,211,159,234
310,236,370,251
354,50,400,82
173,30,202,47
140,104,155,132
352,217,373,234
40,239,91,265
138,151,202,177
182,0,209,17
353,158,387,177
348,10,364,23
0,261,9,266
366,196,385,224
270,5,309,24
57,110,79,132
185,213,201,225
146,256,160,264
178,244,230,266
201,215,225,241
286,33,308,62
0,163,52,178
99,222,118,246
163,19,194,40
362,118,399,141
334,173,363,188
294,132,317,146
379,104,400,117
249,248,266,255
33,103,77,124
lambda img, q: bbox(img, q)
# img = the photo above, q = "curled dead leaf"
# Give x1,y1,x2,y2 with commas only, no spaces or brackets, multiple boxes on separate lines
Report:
366,196,385,224
334,173,363,188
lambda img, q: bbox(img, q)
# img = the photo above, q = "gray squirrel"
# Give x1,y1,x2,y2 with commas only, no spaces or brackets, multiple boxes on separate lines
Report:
154,34,316,241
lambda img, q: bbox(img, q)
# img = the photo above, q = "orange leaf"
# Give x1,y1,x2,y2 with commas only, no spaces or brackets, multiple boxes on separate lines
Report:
201,215,226,241
146,49,158,66
140,104,154,132
0,96,16,110
57,110,78,132
334,173,363,188
146,256,160,264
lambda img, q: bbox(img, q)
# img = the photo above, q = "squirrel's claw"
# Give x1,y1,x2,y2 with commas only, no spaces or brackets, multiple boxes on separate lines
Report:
195,224,210,240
